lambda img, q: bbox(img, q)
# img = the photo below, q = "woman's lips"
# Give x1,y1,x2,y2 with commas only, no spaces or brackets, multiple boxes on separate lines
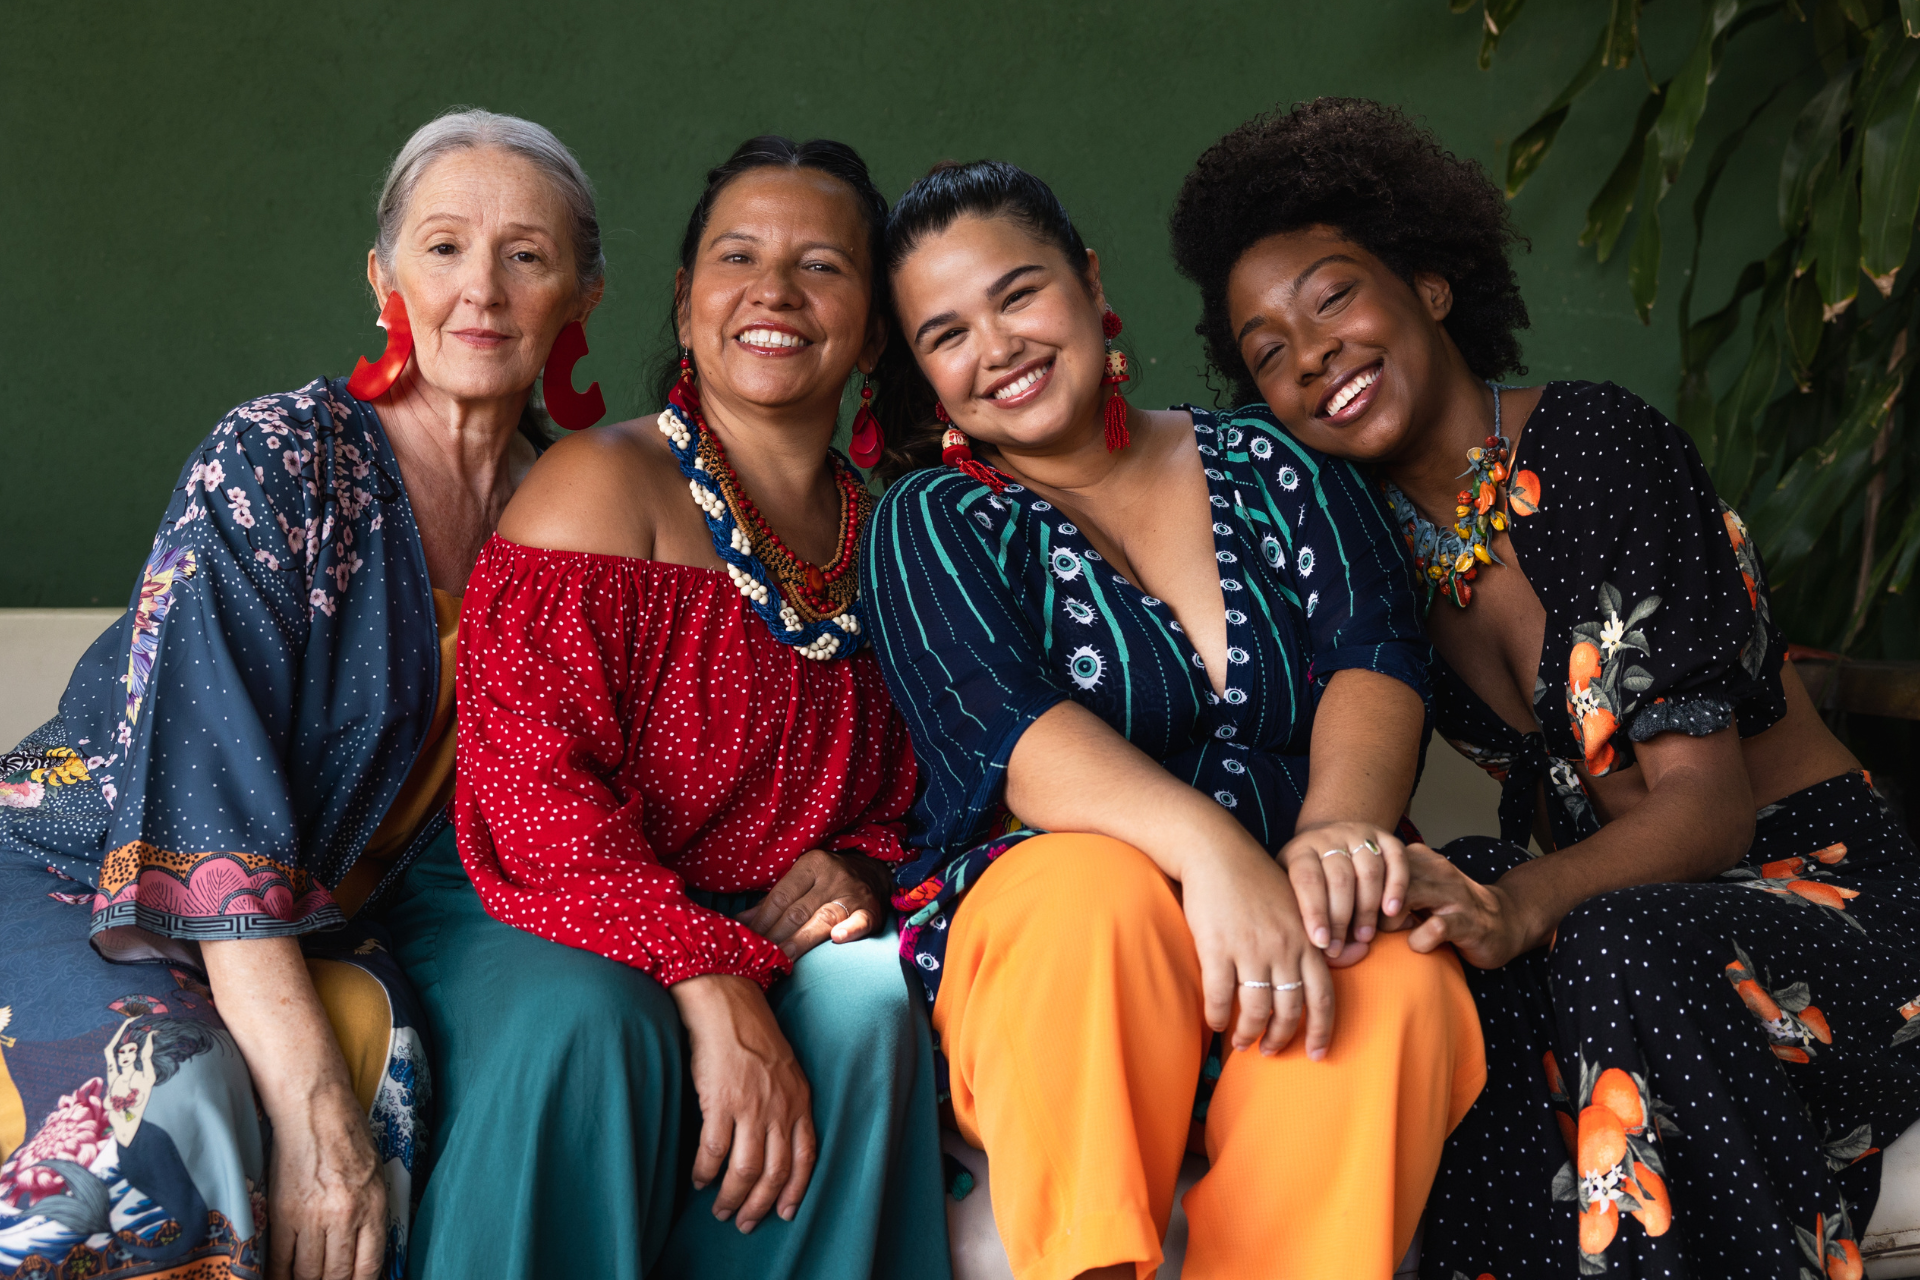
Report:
451,328,512,349
1317,360,1383,424
982,359,1054,409
735,325,814,357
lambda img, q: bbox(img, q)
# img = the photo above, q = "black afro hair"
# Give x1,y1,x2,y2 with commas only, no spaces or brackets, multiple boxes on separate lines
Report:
1169,97,1530,406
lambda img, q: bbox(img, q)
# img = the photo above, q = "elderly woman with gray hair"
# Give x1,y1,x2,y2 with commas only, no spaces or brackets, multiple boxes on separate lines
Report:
0,108,603,1280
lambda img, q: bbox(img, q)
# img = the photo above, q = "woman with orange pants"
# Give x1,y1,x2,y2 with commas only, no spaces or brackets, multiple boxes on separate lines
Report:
861,159,1485,1279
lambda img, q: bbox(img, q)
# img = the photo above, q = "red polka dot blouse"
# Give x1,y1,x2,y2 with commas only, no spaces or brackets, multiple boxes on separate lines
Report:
453,535,916,989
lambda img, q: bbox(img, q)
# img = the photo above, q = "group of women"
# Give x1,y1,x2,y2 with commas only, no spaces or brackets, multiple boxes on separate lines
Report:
0,96,1914,1280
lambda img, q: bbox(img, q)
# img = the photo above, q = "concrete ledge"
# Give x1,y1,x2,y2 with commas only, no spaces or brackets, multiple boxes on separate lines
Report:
0,609,123,749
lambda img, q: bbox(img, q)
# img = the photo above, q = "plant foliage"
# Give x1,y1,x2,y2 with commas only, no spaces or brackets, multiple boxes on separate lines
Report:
1455,0,1920,655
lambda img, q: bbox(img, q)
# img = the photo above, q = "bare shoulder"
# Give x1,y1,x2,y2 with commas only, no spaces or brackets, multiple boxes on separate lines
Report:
497,416,685,558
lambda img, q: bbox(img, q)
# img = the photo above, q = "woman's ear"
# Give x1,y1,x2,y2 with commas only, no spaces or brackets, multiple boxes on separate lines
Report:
365,250,390,306
579,278,606,325
1414,271,1454,322
1084,247,1106,312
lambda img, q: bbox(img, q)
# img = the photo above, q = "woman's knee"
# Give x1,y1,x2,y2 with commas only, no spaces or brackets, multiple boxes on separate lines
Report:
983,833,1181,933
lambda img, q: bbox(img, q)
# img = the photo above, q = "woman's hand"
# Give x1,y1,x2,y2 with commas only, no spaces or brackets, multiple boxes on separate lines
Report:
200,938,386,1280
671,973,817,1233
1401,843,1538,969
738,849,891,961
1277,821,1411,963
266,1087,388,1280
1179,842,1336,1060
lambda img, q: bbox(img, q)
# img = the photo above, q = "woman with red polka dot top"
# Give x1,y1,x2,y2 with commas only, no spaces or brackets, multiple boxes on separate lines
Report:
383,138,949,1280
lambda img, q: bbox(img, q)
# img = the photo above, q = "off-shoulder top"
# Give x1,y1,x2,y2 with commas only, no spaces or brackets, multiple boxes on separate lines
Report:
453,535,918,989
1422,381,1787,849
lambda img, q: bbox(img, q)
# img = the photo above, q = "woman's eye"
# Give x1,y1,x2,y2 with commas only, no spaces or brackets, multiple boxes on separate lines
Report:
511,251,540,264
1254,343,1285,373
429,243,457,256
1004,287,1036,307
1320,285,1353,312
722,252,751,265
930,326,965,349
805,260,839,273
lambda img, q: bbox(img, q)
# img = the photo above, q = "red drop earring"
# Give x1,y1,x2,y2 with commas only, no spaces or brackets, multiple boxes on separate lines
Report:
936,403,1005,494
543,321,607,430
347,291,414,401
1101,309,1131,453
849,375,884,468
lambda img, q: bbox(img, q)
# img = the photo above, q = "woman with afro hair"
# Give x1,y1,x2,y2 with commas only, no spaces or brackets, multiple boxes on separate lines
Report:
1171,96,1920,1279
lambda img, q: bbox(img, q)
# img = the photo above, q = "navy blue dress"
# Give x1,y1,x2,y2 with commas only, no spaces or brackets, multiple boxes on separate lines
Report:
861,405,1430,1005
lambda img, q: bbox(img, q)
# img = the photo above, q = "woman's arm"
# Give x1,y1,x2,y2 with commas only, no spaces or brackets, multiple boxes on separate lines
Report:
201,937,385,1280
1006,701,1337,1059
1406,725,1753,968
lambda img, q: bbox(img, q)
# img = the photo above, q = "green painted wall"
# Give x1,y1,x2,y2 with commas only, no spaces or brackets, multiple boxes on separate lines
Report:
1,0,1816,605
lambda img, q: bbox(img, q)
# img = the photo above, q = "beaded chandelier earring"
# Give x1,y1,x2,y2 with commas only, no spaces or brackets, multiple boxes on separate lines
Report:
1101,309,1131,453
937,403,1006,494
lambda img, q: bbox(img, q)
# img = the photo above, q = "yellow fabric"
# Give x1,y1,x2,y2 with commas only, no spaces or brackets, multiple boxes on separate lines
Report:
306,958,393,1114
934,834,1486,1280
336,589,461,915
0,1011,24,1160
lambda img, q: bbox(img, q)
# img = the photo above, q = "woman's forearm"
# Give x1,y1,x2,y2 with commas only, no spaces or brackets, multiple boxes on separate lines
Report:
200,936,362,1121
1496,725,1754,946
1005,700,1263,882
1294,668,1424,833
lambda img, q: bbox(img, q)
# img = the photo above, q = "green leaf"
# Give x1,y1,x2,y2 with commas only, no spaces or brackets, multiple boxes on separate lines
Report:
1837,0,1875,27
1648,0,1744,192
1862,51,1920,295
1506,26,1609,196
1450,0,1474,13
1582,90,1666,258
1479,0,1529,68
1752,368,1904,577
1715,319,1782,502
1810,152,1863,318
1779,69,1854,234
1686,260,1769,371
1604,0,1643,69
1786,272,1826,378
1905,0,1920,36
1629,141,1667,322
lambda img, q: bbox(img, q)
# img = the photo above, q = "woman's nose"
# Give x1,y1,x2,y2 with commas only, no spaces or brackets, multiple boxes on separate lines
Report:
749,264,807,310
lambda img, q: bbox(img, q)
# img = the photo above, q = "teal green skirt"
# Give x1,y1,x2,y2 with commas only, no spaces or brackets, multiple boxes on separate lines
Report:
387,826,950,1280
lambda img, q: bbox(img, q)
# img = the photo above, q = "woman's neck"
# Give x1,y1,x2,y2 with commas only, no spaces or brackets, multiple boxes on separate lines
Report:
981,400,1134,502
696,382,843,555
376,369,529,512
1381,369,1499,526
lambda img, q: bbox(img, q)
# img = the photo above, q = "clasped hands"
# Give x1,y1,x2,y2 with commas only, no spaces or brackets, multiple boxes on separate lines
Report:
1190,823,1542,1065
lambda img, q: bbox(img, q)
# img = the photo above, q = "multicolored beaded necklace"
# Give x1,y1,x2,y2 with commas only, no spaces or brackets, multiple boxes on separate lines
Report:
657,369,872,661
1381,382,1540,610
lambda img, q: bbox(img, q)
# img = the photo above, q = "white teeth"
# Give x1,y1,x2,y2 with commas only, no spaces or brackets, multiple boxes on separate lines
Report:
1327,366,1378,415
738,328,809,349
992,365,1049,400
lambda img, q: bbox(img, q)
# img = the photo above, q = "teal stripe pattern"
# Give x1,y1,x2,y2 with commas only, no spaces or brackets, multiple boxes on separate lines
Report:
861,405,1431,1005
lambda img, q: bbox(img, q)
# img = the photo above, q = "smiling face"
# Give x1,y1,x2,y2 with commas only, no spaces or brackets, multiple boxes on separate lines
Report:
678,167,879,416
1226,225,1457,464
370,146,592,406
891,213,1106,452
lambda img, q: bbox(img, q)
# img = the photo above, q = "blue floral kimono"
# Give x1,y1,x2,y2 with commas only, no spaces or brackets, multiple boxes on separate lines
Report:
0,376,442,1278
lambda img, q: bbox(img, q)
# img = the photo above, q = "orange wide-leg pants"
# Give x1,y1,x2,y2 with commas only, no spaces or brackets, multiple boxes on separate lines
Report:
934,834,1486,1280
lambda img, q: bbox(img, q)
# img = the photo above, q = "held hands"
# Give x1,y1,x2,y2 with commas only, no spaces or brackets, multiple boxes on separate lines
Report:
738,849,891,961
1179,840,1335,1061
1400,842,1539,970
1278,822,1413,964
673,974,817,1234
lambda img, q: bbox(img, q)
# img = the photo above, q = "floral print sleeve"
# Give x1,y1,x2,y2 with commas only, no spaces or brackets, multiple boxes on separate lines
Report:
1504,381,1787,778
0,378,440,943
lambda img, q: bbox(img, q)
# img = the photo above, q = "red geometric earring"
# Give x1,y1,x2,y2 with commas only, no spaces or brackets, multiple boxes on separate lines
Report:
347,291,414,401
937,403,1005,494
543,321,607,431
849,375,884,468
1101,309,1131,453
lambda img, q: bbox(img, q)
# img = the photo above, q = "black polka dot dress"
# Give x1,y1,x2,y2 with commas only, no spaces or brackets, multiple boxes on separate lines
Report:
1412,382,1920,1279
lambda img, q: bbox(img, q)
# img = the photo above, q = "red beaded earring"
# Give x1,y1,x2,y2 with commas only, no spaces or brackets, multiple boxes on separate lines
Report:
936,403,1005,494
1101,309,1131,453
849,374,884,468
669,348,701,416
347,291,414,401
543,321,606,430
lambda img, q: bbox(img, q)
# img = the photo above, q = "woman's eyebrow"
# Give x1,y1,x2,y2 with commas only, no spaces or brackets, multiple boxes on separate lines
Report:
1290,253,1360,296
986,264,1044,299
913,310,959,345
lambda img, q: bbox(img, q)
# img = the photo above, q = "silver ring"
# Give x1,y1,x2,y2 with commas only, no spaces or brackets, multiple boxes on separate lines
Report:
1275,981,1304,992
1239,979,1273,989
1320,848,1351,859
1355,839,1383,857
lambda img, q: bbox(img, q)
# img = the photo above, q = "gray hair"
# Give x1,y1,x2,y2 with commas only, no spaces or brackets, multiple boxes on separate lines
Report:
373,108,605,297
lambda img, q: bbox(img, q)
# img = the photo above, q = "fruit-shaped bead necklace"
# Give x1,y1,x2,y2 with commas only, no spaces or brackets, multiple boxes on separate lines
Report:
1381,382,1541,611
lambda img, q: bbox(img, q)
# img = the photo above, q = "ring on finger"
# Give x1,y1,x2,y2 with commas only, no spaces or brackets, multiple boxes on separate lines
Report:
1239,979,1274,989
1351,839,1382,857
1319,848,1352,860
1273,980,1304,992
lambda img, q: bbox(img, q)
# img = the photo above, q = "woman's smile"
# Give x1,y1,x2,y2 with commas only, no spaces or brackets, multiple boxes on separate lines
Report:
983,357,1055,409
1316,358,1383,425
733,321,815,357
449,326,513,349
